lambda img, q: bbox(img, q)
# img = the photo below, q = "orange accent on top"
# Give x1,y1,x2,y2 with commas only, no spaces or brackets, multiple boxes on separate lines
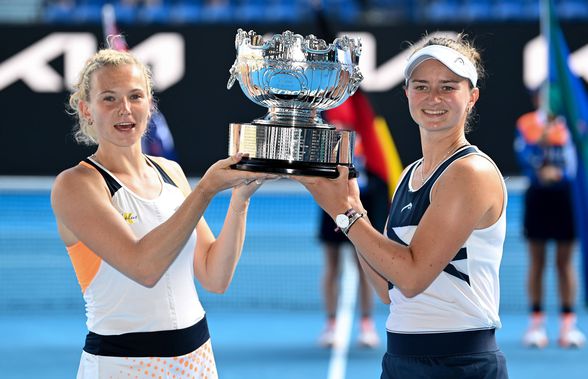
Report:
66,241,102,293
517,111,569,146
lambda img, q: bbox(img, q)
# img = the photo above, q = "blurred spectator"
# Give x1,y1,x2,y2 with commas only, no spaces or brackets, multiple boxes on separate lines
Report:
514,86,586,349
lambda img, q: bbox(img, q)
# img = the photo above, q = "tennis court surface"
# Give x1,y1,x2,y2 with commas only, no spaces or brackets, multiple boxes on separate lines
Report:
0,177,586,378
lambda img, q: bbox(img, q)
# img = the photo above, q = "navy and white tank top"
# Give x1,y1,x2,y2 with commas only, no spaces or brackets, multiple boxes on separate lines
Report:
385,145,507,333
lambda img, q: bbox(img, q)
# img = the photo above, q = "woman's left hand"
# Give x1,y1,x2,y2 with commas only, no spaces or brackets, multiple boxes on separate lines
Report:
293,166,354,216
232,176,273,201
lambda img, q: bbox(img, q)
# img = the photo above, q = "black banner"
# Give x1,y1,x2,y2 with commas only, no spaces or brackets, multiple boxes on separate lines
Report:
0,22,586,176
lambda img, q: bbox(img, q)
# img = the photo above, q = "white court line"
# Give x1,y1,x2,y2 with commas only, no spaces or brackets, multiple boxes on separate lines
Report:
327,245,359,379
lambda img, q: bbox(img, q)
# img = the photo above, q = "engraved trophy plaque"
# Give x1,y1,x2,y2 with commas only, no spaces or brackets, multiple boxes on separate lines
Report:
226,29,363,178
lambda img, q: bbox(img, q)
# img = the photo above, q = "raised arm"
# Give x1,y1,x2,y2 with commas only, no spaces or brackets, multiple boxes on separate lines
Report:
51,154,269,288
296,156,504,298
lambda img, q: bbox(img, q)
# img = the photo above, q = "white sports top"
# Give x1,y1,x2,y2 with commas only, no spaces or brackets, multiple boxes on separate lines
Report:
67,157,204,335
385,146,507,333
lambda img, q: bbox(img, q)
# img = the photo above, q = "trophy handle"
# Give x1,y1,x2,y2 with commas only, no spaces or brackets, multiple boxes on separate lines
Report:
227,63,237,89
348,66,363,96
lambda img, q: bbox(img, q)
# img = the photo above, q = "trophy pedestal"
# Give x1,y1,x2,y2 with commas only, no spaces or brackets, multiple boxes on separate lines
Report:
229,123,356,178
231,157,357,178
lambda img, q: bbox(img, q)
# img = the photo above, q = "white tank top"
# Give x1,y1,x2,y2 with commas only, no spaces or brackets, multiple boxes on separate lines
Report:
70,157,204,335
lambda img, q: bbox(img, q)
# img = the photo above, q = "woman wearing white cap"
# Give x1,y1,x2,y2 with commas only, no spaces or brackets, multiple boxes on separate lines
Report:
295,34,509,378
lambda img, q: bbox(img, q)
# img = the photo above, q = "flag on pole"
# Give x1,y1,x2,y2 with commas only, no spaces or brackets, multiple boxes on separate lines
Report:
312,1,403,196
541,0,588,305
324,91,403,197
101,3,178,161
374,115,404,197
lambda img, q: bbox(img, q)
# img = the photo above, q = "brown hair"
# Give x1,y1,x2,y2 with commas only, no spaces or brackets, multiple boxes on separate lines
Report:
419,33,485,87
410,33,485,132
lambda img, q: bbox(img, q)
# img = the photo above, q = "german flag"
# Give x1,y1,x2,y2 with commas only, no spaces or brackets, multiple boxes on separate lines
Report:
324,90,403,199
313,4,403,197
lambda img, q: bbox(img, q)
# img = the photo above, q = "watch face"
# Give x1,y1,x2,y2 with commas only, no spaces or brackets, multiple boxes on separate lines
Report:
336,214,350,228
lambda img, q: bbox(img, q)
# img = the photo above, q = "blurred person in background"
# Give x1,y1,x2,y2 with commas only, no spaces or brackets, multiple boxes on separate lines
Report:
311,0,390,349
514,85,586,349
296,34,509,378
316,93,390,349
51,48,273,378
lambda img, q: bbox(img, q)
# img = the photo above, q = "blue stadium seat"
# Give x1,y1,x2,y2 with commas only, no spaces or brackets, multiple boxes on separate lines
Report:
337,0,361,23
168,1,203,24
43,1,77,24
316,0,361,24
200,0,233,23
462,0,494,22
423,0,461,23
72,2,103,23
264,2,302,23
493,0,528,21
111,0,139,24
138,1,172,24
40,0,588,25
233,1,266,23
558,0,588,19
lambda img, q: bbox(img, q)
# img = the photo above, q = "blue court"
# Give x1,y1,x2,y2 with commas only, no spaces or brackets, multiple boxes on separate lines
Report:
0,178,586,378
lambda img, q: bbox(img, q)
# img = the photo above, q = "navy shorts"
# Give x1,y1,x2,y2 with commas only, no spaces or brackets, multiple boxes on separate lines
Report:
381,329,509,379
523,184,575,242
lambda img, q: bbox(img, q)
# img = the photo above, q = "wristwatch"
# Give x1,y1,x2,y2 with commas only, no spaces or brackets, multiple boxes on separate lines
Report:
335,208,364,236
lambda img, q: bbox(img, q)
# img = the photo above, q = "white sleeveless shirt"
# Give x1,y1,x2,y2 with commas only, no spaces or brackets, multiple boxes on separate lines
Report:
70,157,204,335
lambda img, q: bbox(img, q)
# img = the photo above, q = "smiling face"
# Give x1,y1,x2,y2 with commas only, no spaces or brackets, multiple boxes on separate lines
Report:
80,63,151,149
405,59,479,133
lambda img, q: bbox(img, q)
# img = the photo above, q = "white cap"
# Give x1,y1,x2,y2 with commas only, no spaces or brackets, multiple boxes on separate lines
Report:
404,45,478,87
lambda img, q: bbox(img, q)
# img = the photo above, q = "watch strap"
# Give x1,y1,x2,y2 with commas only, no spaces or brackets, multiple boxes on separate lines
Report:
341,211,364,236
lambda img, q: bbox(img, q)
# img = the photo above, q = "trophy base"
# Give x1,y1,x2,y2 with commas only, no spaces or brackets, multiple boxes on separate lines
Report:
228,122,356,178
231,157,357,179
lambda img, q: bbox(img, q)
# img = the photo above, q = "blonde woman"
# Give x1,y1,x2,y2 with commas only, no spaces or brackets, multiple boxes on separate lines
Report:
51,48,272,378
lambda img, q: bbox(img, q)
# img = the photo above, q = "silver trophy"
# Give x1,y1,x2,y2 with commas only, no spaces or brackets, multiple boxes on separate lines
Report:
227,29,363,178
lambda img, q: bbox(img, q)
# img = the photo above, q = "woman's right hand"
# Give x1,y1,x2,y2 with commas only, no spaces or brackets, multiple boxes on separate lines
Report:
197,153,276,196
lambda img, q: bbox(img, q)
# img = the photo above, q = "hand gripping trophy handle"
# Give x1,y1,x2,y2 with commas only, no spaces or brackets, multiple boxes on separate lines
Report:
226,29,363,179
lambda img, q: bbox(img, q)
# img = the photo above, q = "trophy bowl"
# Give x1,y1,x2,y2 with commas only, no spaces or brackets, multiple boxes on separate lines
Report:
227,29,363,178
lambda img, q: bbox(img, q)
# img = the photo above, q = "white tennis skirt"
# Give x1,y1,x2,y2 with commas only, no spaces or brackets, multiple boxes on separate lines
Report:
76,339,218,379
